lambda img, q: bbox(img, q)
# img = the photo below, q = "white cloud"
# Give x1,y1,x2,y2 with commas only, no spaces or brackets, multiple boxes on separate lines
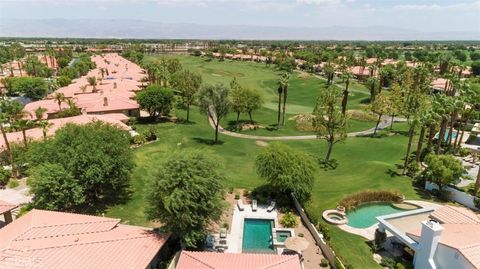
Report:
393,1,480,12
296,0,340,5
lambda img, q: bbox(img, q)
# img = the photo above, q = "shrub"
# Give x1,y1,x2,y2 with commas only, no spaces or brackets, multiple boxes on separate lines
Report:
458,148,471,157
474,197,480,210
298,233,304,237
338,190,403,211
395,263,406,269
143,127,157,141
280,212,299,228
222,222,229,229
55,107,82,118
320,258,328,267
381,257,396,269
317,222,331,241
7,179,19,189
234,194,240,200
132,134,146,145
0,167,10,188
243,189,249,197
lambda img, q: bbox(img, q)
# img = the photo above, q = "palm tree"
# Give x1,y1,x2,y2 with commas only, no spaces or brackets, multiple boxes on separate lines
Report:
36,120,53,140
277,81,283,127
53,92,66,111
15,119,34,149
341,71,353,115
323,62,335,85
280,72,290,126
87,76,97,92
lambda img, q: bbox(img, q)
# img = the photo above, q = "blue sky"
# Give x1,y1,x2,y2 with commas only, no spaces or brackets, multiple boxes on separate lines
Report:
1,0,479,32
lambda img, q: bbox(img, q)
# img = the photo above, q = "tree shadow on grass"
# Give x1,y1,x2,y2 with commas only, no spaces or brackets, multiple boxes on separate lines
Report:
386,168,402,178
265,124,280,132
192,137,224,145
175,118,196,125
360,97,371,104
318,158,339,171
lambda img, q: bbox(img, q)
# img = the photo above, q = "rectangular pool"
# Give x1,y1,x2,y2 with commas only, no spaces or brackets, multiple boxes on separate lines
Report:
242,218,274,253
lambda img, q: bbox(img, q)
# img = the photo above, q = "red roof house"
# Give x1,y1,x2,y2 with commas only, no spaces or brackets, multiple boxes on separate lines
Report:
0,209,169,269
175,251,301,269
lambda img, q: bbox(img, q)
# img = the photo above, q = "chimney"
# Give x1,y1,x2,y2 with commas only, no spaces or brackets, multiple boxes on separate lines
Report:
414,220,443,269
103,97,108,107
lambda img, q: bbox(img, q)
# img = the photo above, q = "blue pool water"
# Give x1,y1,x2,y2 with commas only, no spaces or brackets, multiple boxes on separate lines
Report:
242,219,274,253
347,203,409,228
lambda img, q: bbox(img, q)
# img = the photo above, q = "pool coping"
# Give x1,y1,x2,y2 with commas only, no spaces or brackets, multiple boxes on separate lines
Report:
336,200,441,240
228,204,278,253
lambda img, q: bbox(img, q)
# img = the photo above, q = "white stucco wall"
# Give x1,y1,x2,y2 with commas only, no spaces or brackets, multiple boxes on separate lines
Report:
433,244,474,269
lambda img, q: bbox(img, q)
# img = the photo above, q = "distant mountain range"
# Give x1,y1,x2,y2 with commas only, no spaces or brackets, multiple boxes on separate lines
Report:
0,19,479,40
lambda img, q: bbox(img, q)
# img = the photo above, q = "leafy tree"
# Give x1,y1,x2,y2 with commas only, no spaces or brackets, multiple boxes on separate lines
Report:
11,77,48,100
57,76,72,87
199,84,230,143
23,55,53,78
368,92,391,136
255,142,316,203
171,69,202,122
136,85,175,119
27,122,134,211
230,80,247,123
470,51,480,61
29,163,85,211
244,88,264,123
366,77,380,102
471,61,480,76
0,166,10,188
312,86,348,163
422,154,463,192
146,150,225,248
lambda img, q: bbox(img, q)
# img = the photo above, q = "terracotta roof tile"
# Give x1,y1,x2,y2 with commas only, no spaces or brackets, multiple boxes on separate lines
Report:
176,251,301,269
0,209,169,269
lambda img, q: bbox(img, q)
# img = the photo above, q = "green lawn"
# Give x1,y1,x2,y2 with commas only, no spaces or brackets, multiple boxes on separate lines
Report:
107,56,428,268
147,56,376,135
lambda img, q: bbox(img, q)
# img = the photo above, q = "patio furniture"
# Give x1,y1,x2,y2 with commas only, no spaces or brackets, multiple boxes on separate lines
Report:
237,199,245,211
220,228,227,239
205,234,215,249
267,201,276,212
252,200,258,212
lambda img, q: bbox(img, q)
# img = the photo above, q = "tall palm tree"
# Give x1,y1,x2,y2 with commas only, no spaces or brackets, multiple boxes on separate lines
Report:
341,71,353,115
277,80,284,127
323,62,335,85
280,72,290,126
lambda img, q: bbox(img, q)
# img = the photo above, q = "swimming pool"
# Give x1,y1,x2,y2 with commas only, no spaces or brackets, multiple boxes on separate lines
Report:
347,203,410,228
276,230,292,243
242,219,274,253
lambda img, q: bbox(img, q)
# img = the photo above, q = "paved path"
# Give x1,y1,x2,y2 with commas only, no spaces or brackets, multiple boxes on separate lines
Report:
208,106,405,141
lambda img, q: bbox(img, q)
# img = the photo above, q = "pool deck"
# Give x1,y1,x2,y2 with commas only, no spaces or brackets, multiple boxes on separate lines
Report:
337,200,441,240
228,203,278,253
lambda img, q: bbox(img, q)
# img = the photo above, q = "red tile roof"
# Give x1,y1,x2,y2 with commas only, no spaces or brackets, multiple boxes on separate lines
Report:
176,251,301,269
0,209,169,269
0,200,17,215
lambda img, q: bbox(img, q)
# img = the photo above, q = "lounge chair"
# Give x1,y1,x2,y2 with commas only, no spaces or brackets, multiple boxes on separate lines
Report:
220,228,227,239
252,200,257,212
237,199,245,211
267,201,276,212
